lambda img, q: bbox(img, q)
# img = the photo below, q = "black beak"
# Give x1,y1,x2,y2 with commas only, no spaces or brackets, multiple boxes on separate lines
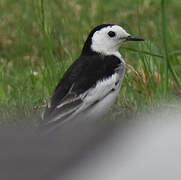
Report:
126,35,144,41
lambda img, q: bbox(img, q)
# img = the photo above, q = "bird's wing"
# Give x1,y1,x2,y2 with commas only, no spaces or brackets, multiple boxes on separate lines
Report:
42,57,86,123
42,55,122,128
42,90,86,128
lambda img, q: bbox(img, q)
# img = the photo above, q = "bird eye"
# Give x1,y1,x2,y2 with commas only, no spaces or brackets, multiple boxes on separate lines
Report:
108,31,116,38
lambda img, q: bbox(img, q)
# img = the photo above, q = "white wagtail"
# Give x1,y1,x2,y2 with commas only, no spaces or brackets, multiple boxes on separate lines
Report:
42,24,144,130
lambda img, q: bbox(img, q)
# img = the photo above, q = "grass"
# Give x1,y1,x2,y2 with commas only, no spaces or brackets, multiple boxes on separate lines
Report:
0,0,181,125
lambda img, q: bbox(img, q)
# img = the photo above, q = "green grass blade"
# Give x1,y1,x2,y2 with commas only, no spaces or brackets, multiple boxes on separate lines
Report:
161,0,169,96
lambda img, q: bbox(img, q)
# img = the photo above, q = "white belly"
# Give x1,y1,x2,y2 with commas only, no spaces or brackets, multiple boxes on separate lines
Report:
77,65,125,121
83,89,119,120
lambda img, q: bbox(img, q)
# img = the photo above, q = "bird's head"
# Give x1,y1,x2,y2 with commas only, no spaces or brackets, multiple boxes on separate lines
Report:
82,24,144,56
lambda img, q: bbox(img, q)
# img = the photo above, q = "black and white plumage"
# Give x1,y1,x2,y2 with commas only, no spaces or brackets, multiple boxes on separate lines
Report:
42,24,144,130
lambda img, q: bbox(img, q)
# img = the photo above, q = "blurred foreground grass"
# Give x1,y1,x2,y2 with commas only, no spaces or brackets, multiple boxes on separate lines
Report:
0,0,181,125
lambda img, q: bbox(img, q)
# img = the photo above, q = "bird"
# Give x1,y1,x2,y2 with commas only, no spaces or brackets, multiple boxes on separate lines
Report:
41,24,144,131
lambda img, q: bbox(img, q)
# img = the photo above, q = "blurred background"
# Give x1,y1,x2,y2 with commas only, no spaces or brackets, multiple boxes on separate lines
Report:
0,108,181,180
0,0,181,125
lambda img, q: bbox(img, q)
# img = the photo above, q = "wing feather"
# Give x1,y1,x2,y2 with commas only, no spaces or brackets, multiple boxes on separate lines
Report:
42,95,83,129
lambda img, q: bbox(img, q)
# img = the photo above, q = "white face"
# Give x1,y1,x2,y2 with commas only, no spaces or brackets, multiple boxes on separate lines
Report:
91,25,130,55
